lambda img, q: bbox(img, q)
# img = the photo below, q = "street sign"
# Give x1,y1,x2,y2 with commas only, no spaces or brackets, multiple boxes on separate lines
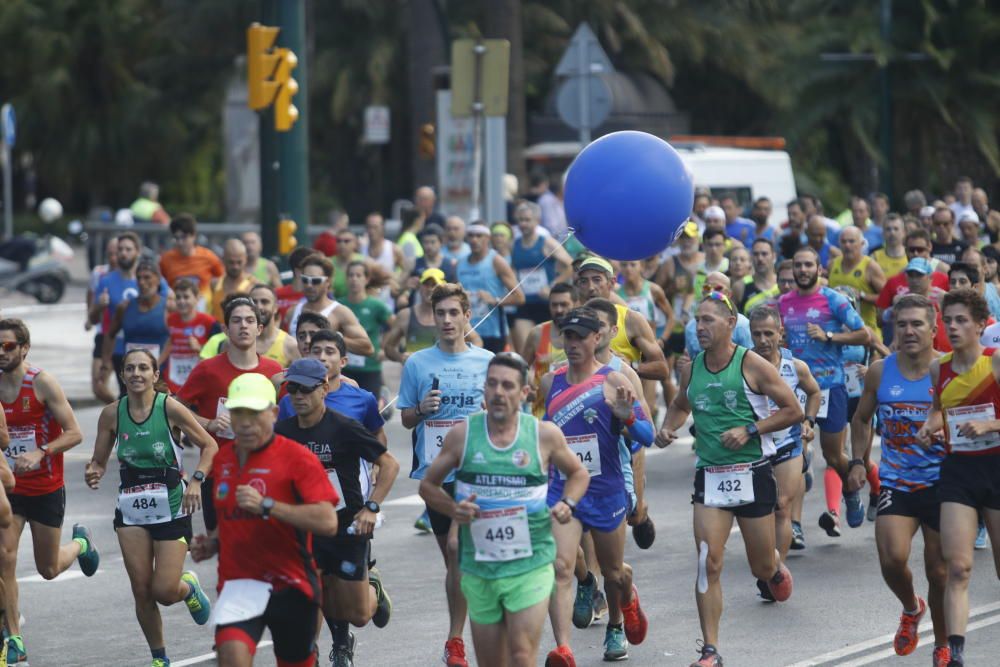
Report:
555,23,613,77
363,105,391,144
2,104,15,147
451,39,510,118
556,74,612,130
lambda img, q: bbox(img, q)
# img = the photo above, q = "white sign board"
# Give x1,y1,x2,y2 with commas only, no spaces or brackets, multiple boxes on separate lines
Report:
435,90,477,222
363,105,390,145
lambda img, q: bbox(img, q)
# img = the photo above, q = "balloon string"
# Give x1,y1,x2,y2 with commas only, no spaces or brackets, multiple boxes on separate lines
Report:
378,228,578,416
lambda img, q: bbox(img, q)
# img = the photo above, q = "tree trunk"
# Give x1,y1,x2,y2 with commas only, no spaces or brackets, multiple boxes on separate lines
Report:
406,0,448,193
484,0,526,193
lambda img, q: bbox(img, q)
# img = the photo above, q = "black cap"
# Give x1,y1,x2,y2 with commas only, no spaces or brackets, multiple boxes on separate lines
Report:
560,315,601,337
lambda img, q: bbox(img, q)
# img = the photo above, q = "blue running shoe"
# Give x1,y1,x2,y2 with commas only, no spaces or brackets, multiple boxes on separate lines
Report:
845,491,865,528
414,511,431,534
73,524,100,576
603,626,628,661
572,574,596,629
975,521,988,550
182,570,212,625
6,635,26,664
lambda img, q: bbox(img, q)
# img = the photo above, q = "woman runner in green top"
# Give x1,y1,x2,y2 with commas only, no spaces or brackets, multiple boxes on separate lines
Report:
85,348,218,667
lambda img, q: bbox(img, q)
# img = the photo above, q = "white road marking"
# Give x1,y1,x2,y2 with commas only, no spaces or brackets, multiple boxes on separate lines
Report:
787,601,1000,666
173,640,273,666
384,493,425,507
17,570,97,584
1,302,85,316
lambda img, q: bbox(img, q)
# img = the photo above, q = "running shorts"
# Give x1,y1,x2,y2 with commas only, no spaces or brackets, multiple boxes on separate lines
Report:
426,481,456,536
692,460,777,519
816,384,849,434
10,487,66,528
548,488,629,533
938,455,1000,510
314,534,370,581
460,563,555,625
215,587,319,667
114,512,193,542
769,441,803,466
876,486,941,532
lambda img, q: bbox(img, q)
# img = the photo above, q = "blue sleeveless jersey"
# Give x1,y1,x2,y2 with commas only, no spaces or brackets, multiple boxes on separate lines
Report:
457,250,506,338
545,365,624,499
876,354,947,491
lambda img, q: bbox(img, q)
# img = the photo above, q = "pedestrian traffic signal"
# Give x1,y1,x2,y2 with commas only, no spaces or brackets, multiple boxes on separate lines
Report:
273,48,299,132
247,23,280,111
419,123,435,159
278,217,298,255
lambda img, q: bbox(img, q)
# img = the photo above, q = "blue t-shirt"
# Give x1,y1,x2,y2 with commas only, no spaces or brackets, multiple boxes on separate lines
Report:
684,313,753,358
277,381,385,433
96,271,170,355
862,224,884,252
726,218,756,247
441,242,471,263
398,343,494,480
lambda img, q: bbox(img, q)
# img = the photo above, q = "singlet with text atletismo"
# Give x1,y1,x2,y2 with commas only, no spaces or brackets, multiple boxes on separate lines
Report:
456,412,554,579
936,348,1000,456
688,346,774,467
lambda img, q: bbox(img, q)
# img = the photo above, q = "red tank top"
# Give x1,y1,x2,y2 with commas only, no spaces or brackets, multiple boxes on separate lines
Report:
3,367,64,495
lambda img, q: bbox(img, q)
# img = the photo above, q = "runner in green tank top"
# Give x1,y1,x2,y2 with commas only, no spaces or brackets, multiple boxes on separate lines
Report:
85,348,219,666
420,353,588,667
656,293,802,667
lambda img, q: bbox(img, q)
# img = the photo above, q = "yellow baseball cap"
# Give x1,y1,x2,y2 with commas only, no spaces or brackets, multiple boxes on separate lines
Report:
577,256,614,275
682,220,699,238
225,373,277,411
420,268,447,285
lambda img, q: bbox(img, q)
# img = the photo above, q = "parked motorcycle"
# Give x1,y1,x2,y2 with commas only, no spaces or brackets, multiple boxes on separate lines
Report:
0,234,74,304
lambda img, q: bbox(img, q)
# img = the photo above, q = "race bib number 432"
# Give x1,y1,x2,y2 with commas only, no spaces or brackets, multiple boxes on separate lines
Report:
703,463,755,508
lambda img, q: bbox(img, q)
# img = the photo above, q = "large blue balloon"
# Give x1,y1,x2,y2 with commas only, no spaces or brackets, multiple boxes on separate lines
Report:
564,131,694,261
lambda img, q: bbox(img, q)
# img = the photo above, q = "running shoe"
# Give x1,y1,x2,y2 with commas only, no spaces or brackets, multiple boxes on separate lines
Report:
572,574,597,629
690,644,723,667
621,584,648,644
73,523,100,576
756,578,775,602
369,566,392,628
819,510,842,537
932,645,951,667
329,632,355,667
893,596,926,656
544,644,577,667
0,634,7,667
603,626,628,661
414,510,431,534
6,636,25,665
867,493,879,522
844,490,865,528
151,659,170,667
443,637,468,667
593,588,608,620
947,658,964,667
181,570,212,625
975,521,988,550
790,521,805,550
632,516,656,549
766,562,793,602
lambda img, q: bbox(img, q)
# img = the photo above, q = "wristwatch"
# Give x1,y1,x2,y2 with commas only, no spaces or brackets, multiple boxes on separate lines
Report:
560,497,578,514
364,500,381,514
804,416,817,429
745,422,760,438
261,497,275,520
191,470,206,483
825,330,834,343
849,458,866,471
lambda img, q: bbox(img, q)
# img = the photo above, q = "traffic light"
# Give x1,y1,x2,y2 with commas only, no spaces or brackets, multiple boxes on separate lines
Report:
419,123,435,159
247,23,280,110
273,48,299,132
278,217,298,254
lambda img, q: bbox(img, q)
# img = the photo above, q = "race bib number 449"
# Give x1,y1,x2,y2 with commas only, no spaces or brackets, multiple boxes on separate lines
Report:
470,506,533,562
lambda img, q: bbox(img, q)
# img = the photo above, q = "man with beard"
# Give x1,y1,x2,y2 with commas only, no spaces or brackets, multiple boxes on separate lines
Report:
749,197,775,242
283,254,374,358
250,283,299,367
210,239,257,323
779,246,869,536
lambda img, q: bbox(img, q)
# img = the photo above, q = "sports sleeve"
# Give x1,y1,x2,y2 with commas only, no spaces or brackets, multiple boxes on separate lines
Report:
397,357,419,409
293,444,339,506
829,290,865,331
362,393,385,432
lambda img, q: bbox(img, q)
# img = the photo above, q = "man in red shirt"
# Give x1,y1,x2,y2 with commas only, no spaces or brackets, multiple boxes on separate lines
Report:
166,278,223,393
0,319,100,663
178,296,283,529
191,373,338,667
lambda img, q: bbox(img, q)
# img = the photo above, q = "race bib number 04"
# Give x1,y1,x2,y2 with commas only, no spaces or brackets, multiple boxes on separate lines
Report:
703,463,755,508
561,434,601,479
470,506,533,562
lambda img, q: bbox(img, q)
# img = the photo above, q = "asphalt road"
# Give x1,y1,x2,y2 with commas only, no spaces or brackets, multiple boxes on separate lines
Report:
6,299,1000,666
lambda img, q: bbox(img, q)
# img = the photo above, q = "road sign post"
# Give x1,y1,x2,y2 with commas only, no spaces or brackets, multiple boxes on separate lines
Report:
555,24,614,147
1,104,14,239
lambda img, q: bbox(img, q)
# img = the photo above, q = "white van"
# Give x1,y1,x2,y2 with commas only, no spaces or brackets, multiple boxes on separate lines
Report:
524,140,797,227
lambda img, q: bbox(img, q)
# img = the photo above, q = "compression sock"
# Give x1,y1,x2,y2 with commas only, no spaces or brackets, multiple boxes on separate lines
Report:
73,537,89,554
866,463,881,496
824,467,843,513
948,635,964,663
332,620,351,647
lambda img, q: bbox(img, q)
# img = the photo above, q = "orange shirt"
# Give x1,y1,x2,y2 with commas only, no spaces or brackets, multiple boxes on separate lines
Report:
159,246,223,307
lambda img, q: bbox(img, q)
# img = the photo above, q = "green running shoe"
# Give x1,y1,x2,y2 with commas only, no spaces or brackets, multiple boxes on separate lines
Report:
603,625,628,661
6,635,26,665
151,659,170,667
182,570,212,625
368,566,392,628
572,574,596,629
73,524,100,576
414,510,431,533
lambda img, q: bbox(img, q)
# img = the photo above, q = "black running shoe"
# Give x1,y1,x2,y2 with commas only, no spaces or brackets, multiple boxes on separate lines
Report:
632,516,656,549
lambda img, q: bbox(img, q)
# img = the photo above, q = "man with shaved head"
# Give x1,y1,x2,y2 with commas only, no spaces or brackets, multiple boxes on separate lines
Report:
210,239,257,323
829,225,887,335
806,214,841,270
241,231,282,288
415,185,445,227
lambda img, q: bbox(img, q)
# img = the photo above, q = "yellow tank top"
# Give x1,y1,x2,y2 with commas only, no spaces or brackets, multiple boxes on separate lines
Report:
610,304,641,364
828,256,879,333
210,276,256,322
262,329,291,367
872,248,907,279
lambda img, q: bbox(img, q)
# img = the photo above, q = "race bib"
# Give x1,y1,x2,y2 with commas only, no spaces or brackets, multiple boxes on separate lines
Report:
946,404,1000,453
561,434,601,479
470,506,533,562
423,419,463,463
327,470,347,511
216,398,235,440
210,579,273,627
844,363,864,398
345,352,367,368
796,388,829,419
703,463,755,508
169,354,198,387
118,482,171,525
518,269,547,297
126,342,161,359
6,426,39,471
469,293,489,321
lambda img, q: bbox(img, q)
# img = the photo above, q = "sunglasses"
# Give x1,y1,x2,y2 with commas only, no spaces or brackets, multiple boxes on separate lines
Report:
701,283,726,294
337,237,355,244
906,246,929,254
0,341,20,352
702,291,736,314
286,382,322,395
301,275,326,286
